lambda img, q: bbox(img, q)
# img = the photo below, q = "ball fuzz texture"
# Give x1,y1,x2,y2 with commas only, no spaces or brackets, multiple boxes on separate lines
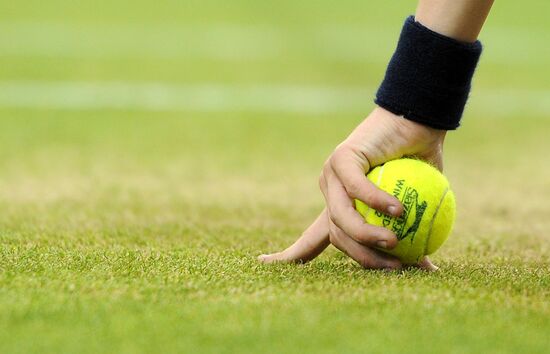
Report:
355,158,456,264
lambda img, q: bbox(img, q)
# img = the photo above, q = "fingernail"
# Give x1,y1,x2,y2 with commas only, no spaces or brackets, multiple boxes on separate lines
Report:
388,205,398,216
376,240,387,249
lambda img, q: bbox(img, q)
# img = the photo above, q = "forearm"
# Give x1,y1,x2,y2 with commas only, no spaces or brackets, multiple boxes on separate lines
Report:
415,0,494,42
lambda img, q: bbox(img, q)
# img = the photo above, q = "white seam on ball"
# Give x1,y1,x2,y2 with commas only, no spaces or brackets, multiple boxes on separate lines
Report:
424,186,449,257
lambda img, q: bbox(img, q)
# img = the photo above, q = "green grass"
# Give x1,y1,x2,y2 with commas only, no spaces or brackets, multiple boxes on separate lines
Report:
0,1,549,353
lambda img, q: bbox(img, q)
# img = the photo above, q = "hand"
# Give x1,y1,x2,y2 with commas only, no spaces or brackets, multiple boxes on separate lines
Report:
258,107,446,271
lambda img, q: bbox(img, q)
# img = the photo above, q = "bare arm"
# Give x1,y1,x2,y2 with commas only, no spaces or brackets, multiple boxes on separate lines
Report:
416,0,494,42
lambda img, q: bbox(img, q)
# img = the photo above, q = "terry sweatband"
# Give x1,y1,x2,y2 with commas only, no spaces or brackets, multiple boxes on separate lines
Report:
375,16,483,130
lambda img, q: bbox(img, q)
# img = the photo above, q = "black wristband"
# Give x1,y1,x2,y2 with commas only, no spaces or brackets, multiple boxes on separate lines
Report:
375,16,482,130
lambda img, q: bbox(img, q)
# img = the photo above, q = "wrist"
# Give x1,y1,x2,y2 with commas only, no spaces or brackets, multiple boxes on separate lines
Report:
375,16,482,130
375,106,446,140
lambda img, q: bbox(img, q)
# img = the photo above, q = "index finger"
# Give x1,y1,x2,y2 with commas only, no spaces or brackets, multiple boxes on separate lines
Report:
325,173,398,249
330,150,403,217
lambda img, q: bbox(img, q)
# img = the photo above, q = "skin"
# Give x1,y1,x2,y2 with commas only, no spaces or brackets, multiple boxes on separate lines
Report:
259,0,495,270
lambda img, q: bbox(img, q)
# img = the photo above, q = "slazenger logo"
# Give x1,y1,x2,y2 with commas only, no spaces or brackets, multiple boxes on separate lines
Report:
375,179,428,242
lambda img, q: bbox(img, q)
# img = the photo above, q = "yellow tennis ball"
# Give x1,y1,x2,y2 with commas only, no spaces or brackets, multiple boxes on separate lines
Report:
355,158,456,264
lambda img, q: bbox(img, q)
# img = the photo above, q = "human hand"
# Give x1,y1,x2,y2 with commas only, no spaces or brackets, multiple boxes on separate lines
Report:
258,107,446,270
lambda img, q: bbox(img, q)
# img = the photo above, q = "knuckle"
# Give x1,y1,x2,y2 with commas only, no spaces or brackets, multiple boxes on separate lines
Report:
318,172,326,191
359,255,386,269
357,254,376,269
324,148,338,169
361,186,376,202
322,156,334,175
332,146,344,157
328,230,341,245
329,145,348,166
356,231,376,246
345,181,362,198
327,155,338,170
361,188,384,209
328,223,342,244
328,210,341,226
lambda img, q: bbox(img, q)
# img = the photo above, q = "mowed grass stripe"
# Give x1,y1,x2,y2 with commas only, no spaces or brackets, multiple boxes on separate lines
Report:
1,22,549,64
1,80,550,116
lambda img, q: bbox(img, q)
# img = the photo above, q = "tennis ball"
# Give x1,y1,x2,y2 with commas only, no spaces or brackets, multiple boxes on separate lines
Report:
355,158,456,264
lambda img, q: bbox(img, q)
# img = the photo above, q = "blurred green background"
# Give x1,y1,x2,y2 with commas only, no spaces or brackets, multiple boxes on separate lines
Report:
0,1,549,353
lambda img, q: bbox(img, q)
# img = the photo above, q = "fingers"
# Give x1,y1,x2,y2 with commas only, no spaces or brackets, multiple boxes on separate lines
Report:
257,206,433,273
325,173,398,249
329,147,403,216
413,257,439,272
258,209,330,264
329,220,402,270
320,146,402,248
